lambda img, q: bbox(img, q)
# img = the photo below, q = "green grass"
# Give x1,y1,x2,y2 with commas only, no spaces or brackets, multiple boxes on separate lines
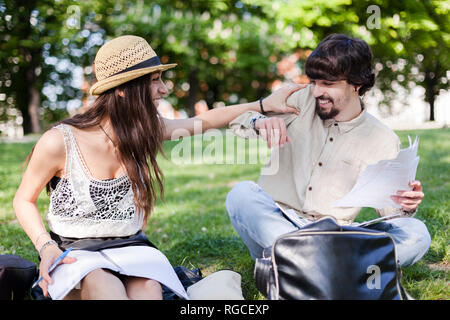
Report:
0,128,448,300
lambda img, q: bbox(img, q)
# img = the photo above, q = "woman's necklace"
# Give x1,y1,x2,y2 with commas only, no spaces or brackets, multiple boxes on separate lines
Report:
99,124,117,148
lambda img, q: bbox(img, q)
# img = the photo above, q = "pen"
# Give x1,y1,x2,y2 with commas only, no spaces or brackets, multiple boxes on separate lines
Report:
32,247,73,289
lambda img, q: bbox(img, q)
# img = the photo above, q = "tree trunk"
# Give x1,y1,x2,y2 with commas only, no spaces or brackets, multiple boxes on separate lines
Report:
428,91,435,122
15,66,33,135
205,82,219,110
20,104,32,135
13,0,41,134
187,68,198,117
17,58,41,134
27,67,41,133
424,69,438,122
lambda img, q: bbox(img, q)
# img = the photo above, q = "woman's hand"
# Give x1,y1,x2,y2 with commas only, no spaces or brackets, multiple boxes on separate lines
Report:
261,83,307,114
255,117,291,149
38,244,76,297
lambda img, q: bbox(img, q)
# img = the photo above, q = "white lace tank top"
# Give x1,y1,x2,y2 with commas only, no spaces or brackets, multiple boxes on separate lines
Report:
46,124,144,238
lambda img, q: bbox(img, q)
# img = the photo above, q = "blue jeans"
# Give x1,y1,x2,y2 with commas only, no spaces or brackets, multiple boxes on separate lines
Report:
225,181,431,267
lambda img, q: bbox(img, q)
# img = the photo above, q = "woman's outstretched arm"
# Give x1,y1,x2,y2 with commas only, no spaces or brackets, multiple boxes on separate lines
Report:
162,84,305,140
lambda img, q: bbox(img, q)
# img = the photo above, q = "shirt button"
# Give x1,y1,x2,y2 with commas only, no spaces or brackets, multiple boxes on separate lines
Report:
334,123,338,126
329,137,334,142
308,186,312,191
318,162,323,166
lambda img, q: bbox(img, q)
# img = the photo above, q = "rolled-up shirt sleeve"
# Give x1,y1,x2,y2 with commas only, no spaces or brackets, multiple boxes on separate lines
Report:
229,111,264,139
229,87,308,139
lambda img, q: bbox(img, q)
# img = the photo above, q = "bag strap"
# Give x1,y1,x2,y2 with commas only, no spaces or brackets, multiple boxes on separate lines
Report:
397,268,415,300
399,286,414,300
254,257,271,297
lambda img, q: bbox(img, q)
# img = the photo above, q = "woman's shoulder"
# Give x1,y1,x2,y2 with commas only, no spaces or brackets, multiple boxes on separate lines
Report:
35,126,66,158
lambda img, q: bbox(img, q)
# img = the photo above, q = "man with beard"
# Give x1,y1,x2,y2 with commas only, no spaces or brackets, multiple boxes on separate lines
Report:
225,34,430,268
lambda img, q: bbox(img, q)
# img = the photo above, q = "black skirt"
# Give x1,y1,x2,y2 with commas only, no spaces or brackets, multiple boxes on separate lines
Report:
49,230,157,252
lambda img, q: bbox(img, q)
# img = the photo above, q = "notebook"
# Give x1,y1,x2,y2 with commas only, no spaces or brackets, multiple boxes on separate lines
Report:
47,246,189,300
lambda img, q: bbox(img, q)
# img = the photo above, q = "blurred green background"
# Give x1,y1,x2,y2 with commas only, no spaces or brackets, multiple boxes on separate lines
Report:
0,0,448,300
0,0,448,134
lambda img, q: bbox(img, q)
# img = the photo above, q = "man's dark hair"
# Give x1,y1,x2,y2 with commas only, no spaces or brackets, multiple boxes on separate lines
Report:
305,34,375,96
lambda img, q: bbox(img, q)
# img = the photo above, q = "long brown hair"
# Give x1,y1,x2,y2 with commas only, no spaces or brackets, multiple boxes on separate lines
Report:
25,73,166,221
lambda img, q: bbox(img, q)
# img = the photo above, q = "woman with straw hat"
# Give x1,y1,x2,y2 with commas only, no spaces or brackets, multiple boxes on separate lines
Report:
13,35,304,300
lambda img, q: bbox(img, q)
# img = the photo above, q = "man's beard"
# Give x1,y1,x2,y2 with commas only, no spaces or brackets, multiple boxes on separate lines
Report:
315,96,339,120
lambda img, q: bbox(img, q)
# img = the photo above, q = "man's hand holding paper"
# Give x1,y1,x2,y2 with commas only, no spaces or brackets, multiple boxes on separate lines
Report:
390,180,424,213
333,136,425,213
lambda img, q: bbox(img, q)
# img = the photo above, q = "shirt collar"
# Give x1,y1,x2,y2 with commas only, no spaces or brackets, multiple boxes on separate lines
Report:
324,103,367,134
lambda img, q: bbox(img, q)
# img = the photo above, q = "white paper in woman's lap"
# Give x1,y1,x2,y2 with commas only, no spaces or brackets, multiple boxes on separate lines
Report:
47,246,188,300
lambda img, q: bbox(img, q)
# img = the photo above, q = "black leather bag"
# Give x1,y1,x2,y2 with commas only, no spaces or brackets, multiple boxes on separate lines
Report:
0,255,37,300
162,266,203,300
254,217,410,300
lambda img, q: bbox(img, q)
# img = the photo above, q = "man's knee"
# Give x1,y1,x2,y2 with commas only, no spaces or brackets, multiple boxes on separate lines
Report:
390,218,432,266
395,218,431,249
226,181,253,204
226,181,259,213
407,218,431,252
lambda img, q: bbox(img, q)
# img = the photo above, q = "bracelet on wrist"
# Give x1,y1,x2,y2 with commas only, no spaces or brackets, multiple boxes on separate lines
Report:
259,97,267,115
251,118,259,135
38,240,58,258
251,115,267,135
34,231,50,247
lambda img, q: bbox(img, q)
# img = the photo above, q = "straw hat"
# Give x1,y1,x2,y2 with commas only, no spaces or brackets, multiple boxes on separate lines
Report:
89,35,177,95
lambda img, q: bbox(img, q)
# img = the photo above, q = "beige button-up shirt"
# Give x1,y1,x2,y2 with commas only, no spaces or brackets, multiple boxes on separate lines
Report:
229,85,403,225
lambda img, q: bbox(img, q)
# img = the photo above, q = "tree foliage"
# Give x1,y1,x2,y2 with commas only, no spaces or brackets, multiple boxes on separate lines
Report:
0,0,448,134
106,0,292,116
256,0,449,119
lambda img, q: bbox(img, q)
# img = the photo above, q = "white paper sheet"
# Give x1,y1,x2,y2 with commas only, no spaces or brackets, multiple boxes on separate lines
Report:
48,246,189,300
333,136,420,210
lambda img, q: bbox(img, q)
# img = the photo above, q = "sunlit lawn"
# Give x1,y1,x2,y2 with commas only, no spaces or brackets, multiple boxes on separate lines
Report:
0,128,448,300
